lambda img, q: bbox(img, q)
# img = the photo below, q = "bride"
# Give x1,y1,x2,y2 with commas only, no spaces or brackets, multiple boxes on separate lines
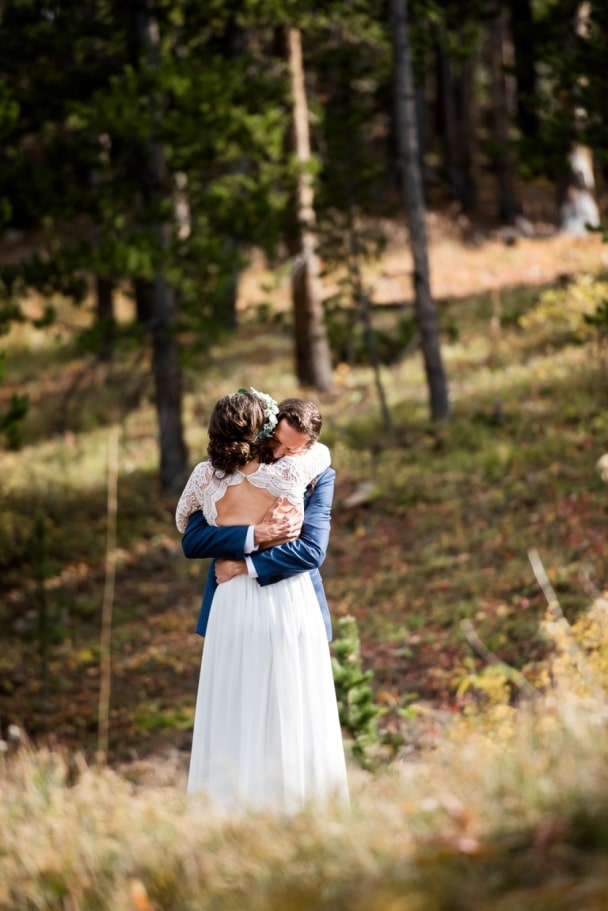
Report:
175,389,349,814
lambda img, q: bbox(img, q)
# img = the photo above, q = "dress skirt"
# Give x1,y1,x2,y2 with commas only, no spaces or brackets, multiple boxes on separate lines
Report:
187,572,349,814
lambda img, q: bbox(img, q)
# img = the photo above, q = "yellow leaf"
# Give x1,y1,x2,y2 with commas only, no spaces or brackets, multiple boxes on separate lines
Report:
129,879,153,911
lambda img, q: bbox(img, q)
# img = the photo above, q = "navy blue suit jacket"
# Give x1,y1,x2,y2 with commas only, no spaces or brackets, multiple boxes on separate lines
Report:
181,466,335,641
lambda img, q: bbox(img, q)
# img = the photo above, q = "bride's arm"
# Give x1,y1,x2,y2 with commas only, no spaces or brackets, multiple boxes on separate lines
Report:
251,467,334,581
276,442,331,494
175,462,213,533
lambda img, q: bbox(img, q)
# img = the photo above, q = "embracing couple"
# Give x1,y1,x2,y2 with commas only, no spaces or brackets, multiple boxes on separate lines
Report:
175,390,349,815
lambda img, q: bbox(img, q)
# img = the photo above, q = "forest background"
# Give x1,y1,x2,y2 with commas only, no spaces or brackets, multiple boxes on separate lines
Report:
2,1,608,908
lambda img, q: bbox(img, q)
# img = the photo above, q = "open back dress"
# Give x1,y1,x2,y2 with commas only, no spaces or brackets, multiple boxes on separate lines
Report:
175,443,349,814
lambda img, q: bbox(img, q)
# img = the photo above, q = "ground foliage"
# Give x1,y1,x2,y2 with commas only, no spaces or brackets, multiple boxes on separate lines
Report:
4,601,608,910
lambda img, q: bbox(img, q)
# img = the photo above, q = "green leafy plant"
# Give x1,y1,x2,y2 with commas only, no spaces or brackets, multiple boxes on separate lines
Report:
519,276,608,345
331,614,383,768
0,390,28,450
584,297,608,380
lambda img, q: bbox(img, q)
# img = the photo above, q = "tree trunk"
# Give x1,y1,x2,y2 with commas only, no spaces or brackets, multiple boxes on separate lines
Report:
435,26,464,205
390,0,451,420
96,275,115,362
434,25,477,214
509,0,539,137
558,2,600,235
212,238,239,329
488,6,520,222
559,144,600,234
150,273,187,494
133,277,153,326
133,0,187,494
598,4,608,186
285,27,333,393
454,54,478,215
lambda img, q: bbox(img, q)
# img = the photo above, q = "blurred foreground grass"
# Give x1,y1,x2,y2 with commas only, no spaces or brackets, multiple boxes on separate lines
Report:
4,610,608,911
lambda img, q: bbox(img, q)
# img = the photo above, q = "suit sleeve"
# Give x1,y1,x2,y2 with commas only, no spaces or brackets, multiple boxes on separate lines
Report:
181,510,249,560
250,468,335,586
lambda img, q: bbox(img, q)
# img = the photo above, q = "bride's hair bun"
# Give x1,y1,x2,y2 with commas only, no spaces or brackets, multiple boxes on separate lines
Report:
207,392,266,474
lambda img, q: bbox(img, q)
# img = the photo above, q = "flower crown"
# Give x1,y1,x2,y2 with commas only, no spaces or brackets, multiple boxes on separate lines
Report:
238,386,279,441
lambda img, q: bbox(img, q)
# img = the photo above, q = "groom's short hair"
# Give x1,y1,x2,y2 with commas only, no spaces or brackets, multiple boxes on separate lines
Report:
277,398,322,448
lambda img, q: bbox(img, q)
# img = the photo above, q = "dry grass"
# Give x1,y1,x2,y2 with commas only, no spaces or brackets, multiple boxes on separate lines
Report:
237,220,607,313
4,612,608,911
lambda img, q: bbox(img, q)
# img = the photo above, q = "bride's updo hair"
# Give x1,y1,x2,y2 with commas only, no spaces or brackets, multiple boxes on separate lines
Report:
207,392,265,474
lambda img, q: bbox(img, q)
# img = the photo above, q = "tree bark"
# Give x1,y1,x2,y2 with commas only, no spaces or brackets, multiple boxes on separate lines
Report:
558,2,600,235
435,26,464,205
434,25,477,214
95,274,115,362
390,0,451,420
488,6,520,222
212,239,239,330
133,0,187,494
509,0,539,137
285,26,333,393
454,54,478,215
150,272,187,495
133,277,153,326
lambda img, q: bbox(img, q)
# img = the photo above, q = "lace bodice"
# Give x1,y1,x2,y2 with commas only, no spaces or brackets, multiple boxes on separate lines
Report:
175,442,331,533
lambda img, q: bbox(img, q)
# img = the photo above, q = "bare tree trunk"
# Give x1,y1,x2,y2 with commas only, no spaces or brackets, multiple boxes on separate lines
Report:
558,2,600,235
488,6,520,222
346,212,393,431
285,27,333,393
509,0,539,137
390,0,451,420
150,274,187,494
455,54,478,215
434,25,477,214
133,277,153,325
435,27,464,205
134,1,188,494
96,275,115,362
559,144,600,234
212,239,239,330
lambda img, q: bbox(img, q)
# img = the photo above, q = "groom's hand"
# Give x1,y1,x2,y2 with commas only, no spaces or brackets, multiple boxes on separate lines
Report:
253,497,302,546
215,559,247,584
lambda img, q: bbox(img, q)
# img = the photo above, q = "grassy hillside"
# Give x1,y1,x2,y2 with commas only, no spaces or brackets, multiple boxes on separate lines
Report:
2,226,608,909
0,227,607,765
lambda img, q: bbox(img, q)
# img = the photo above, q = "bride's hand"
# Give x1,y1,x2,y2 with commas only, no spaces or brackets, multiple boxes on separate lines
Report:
215,559,247,584
253,497,302,546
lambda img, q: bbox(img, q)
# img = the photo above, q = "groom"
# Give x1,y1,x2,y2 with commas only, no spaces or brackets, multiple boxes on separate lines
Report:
181,397,335,641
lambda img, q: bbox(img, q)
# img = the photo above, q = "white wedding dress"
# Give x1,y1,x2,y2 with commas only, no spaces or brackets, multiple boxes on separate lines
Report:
176,443,349,814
